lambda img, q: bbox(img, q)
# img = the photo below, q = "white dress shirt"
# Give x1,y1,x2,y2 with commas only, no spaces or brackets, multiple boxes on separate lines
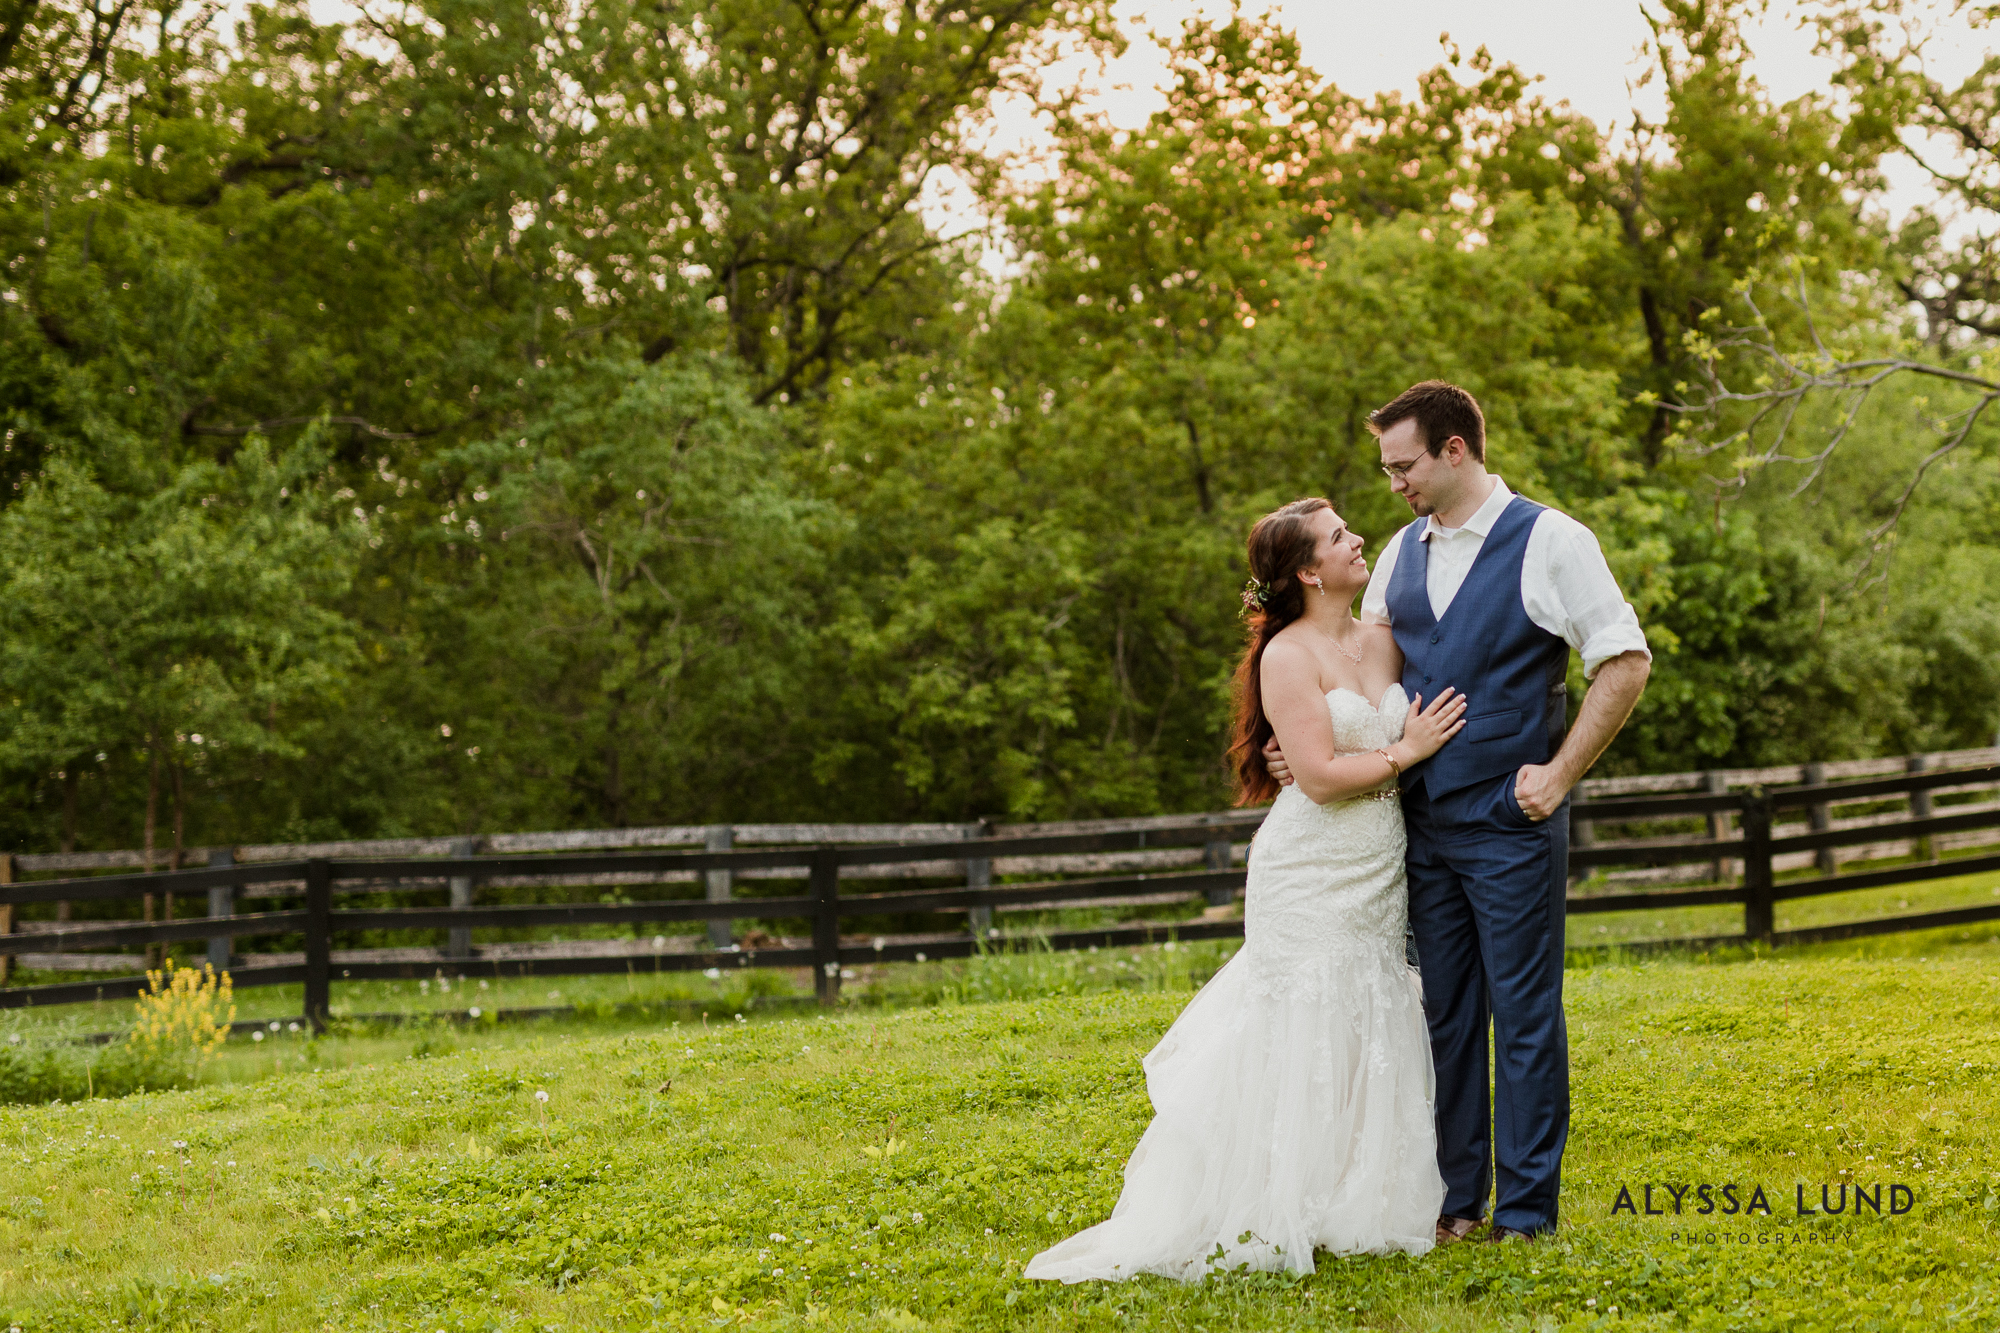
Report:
1359,477,1651,678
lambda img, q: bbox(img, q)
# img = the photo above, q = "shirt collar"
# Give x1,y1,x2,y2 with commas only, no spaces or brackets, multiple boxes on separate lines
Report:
1421,475,1512,542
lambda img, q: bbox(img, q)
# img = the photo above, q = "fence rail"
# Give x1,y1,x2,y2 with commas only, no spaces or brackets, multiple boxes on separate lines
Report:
4,749,2000,1024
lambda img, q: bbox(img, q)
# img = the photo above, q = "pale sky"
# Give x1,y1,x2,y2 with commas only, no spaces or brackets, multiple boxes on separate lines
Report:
940,0,1992,246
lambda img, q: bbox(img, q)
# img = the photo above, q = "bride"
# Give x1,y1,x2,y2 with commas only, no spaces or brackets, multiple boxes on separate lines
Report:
1025,497,1465,1282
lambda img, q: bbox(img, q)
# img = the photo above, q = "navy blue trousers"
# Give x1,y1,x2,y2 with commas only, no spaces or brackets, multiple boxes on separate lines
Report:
1404,771,1570,1234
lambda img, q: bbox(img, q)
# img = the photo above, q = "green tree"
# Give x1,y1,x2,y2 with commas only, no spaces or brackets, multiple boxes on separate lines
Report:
0,435,355,863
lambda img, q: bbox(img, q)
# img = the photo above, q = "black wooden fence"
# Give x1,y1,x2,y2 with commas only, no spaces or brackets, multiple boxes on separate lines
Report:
3,756,1998,1028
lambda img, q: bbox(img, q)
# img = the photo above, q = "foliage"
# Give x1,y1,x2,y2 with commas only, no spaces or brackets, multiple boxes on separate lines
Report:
1,0,1998,853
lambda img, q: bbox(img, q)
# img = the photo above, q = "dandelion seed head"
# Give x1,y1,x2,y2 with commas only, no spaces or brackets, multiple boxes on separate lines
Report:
535,1090,549,1103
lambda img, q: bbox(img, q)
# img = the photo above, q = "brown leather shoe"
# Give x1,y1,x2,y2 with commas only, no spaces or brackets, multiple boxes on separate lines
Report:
1486,1225,1539,1243
1435,1215,1484,1244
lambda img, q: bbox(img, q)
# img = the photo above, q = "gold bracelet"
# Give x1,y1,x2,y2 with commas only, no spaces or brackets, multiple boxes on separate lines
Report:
1377,748,1402,779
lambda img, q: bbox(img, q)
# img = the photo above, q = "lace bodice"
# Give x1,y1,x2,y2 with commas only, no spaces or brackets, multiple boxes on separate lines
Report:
1241,684,1413,981
1329,683,1408,757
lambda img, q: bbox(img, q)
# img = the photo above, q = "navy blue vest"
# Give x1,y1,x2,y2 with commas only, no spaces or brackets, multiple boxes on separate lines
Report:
1386,495,1570,798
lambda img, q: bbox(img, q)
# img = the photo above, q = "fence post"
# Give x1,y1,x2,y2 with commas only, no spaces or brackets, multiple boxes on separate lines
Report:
304,858,332,1032
965,821,994,940
1569,817,1594,888
1803,762,1836,876
447,836,478,959
1908,754,1935,861
705,825,735,949
1741,790,1774,944
810,848,841,1006
1203,834,1234,907
206,848,236,972
1704,771,1731,883
0,853,13,986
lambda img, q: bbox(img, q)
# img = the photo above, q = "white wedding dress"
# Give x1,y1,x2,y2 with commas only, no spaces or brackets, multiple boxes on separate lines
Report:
1026,685,1445,1282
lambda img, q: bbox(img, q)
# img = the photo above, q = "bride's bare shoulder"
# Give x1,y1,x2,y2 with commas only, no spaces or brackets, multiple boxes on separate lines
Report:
1261,629,1316,674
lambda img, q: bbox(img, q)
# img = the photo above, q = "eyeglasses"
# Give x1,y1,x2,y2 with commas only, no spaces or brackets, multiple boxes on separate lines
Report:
1380,454,1426,481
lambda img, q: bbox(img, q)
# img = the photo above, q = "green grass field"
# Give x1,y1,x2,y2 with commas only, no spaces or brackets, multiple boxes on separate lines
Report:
4,918,2000,1332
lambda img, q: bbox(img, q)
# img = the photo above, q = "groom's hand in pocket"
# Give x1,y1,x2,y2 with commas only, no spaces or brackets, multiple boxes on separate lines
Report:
1513,763,1567,822
1262,736,1295,787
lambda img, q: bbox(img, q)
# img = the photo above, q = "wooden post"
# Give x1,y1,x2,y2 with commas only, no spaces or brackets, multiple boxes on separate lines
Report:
705,826,735,949
1908,754,1935,861
1570,817,1594,888
304,858,332,1032
965,821,994,940
447,836,478,959
0,853,13,986
206,848,236,972
1741,790,1774,944
1203,836,1234,907
1803,762,1836,876
810,848,841,1006
1704,771,1731,883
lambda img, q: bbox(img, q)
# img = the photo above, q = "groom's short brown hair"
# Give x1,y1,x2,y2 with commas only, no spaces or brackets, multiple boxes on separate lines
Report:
1367,381,1486,463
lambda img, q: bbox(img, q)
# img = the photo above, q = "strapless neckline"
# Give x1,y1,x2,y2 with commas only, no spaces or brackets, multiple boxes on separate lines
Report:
1326,685,1400,715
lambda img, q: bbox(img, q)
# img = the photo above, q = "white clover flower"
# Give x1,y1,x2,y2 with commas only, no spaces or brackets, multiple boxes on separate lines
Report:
770,1232,787,1242
911,1211,924,1223
703,968,721,980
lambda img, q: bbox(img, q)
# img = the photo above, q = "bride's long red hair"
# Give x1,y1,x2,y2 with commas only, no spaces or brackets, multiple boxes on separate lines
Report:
1228,498,1332,806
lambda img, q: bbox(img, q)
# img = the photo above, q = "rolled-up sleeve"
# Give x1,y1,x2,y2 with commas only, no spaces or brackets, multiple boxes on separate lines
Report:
1543,520,1650,677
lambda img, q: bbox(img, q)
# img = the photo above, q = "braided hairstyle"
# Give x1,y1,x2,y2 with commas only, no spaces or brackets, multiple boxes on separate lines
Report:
1228,497,1331,805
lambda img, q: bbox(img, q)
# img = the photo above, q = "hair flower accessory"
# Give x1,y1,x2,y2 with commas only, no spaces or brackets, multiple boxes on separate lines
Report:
1240,577,1271,613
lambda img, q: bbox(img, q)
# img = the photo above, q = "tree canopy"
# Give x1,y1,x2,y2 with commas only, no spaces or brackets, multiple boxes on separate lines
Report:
3,0,1997,853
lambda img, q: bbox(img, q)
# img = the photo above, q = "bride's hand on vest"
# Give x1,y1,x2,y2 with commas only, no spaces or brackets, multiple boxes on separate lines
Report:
1401,687,1469,762
1261,735,1294,787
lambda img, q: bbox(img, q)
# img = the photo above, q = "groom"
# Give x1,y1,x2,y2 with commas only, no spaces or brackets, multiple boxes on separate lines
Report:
1267,381,1650,1242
